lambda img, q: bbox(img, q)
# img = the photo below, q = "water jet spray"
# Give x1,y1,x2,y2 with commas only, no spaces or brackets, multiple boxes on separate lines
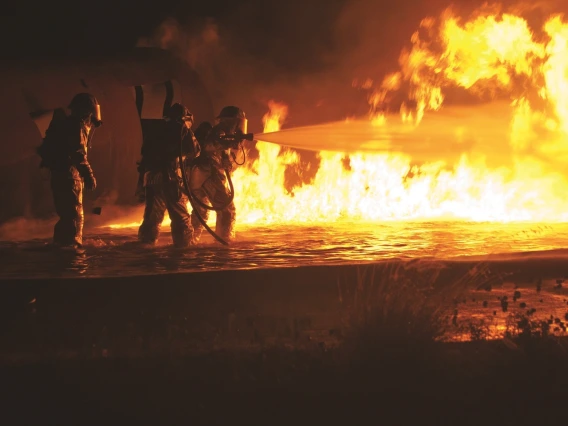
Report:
251,101,514,165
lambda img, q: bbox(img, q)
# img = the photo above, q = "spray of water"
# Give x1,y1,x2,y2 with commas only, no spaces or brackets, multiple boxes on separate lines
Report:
254,101,514,165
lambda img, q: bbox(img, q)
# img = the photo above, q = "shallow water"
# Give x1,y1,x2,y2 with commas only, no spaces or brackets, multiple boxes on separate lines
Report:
1,221,567,279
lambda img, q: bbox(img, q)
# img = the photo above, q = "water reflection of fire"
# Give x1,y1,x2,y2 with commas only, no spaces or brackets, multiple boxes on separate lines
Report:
111,6,568,230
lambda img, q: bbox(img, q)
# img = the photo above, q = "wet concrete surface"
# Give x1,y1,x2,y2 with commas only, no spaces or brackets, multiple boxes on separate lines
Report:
1,221,567,279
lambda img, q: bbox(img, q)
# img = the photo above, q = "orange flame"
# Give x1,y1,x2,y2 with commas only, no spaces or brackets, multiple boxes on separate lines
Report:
232,8,568,224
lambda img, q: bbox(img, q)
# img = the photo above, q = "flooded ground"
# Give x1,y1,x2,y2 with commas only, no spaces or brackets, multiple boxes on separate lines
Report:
1,221,568,346
0,221,567,279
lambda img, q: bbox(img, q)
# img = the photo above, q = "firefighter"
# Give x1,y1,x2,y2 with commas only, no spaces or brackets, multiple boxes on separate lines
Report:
37,93,101,248
189,106,248,244
137,103,200,247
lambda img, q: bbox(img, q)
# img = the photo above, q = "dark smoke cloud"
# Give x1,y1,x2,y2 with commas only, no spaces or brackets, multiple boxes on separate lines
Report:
139,0,562,129
137,0,452,130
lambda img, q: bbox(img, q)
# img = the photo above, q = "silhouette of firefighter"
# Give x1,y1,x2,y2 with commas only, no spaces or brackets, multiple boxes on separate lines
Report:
137,103,200,247
189,106,248,243
37,93,102,248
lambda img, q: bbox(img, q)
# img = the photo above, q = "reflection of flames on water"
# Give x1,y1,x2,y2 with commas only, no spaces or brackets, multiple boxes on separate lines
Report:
111,6,568,229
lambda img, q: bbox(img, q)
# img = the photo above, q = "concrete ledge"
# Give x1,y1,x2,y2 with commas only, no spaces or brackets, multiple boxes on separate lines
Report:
1,255,568,363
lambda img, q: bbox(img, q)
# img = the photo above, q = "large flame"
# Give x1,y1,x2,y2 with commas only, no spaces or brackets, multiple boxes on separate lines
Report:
233,7,568,224
109,5,568,230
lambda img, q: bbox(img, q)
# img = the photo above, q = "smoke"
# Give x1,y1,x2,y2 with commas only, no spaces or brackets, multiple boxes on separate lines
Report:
137,1,548,129
0,217,56,241
135,1,390,130
0,203,143,241
137,17,222,72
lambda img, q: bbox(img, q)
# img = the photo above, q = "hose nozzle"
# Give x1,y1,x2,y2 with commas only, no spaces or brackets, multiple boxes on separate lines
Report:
241,133,254,141
219,132,255,146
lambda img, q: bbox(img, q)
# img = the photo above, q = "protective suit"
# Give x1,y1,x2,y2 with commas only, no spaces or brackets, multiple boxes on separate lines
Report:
190,106,247,243
37,93,101,248
137,103,200,247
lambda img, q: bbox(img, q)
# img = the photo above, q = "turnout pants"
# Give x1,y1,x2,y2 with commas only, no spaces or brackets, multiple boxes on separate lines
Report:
189,164,236,243
51,174,84,247
138,171,193,247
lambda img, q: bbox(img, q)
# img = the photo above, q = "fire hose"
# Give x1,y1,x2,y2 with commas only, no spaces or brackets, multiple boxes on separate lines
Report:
179,132,253,246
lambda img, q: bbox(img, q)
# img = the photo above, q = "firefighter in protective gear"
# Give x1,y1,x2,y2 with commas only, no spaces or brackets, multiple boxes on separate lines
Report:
37,92,101,248
137,103,201,248
189,106,246,243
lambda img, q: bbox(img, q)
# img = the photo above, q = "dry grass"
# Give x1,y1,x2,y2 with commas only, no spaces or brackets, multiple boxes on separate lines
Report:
339,260,470,348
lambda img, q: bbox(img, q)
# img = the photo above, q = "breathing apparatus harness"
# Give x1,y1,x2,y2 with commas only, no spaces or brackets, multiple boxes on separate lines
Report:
189,131,252,212
177,121,253,246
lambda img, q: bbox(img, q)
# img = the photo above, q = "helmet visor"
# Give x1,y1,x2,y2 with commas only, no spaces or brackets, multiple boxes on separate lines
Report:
215,117,247,134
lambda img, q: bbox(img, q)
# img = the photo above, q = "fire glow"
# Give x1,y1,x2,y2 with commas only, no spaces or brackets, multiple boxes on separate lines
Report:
110,6,568,229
